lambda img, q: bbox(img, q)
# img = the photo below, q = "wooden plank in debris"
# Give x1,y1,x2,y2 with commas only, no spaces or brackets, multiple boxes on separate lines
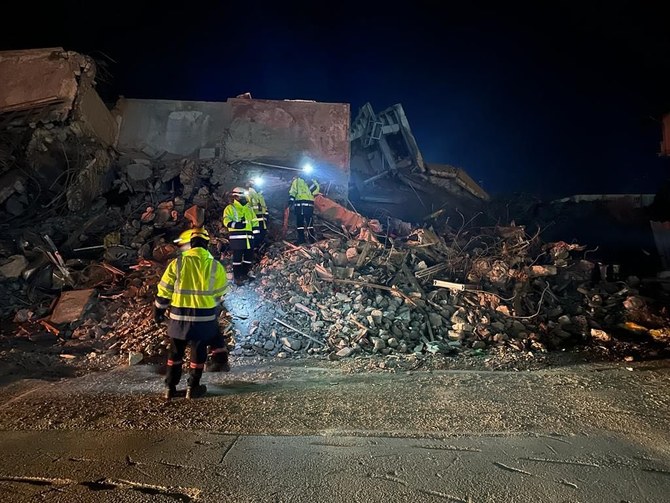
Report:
355,242,372,269
294,303,317,318
273,318,325,346
433,280,466,291
327,278,417,307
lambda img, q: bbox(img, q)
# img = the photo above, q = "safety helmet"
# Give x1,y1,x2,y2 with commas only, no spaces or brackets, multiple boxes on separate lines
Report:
231,187,246,197
174,228,210,245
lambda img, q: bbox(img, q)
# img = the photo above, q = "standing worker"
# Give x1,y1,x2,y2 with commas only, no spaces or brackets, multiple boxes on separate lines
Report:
288,165,320,244
222,187,256,285
154,228,227,400
246,177,269,254
175,216,231,374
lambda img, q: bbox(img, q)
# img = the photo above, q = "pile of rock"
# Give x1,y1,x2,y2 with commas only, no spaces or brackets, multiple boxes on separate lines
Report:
229,225,670,360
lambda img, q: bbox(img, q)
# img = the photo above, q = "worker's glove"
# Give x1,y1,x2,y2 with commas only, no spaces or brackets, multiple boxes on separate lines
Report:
153,305,167,325
234,219,246,229
288,198,295,208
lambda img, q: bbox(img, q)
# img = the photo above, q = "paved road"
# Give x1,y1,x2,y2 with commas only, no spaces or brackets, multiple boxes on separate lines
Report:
1,431,669,502
0,360,669,502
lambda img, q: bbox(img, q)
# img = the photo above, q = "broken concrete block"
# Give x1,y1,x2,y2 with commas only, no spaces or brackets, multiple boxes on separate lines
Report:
50,289,95,325
332,252,348,267
530,265,558,277
13,308,33,323
185,205,205,227
5,195,27,216
336,346,355,358
590,328,611,342
0,255,28,278
345,247,358,262
127,163,153,181
428,312,443,328
128,352,144,365
0,171,26,205
372,337,386,351
280,337,301,351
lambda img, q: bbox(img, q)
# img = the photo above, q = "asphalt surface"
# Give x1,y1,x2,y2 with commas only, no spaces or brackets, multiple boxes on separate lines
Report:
0,359,669,502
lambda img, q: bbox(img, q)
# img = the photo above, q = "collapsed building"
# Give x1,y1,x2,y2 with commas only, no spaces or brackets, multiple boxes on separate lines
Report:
0,47,669,370
349,102,489,225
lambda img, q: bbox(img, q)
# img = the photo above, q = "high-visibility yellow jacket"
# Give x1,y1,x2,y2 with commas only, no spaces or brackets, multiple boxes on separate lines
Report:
247,187,268,230
289,177,320,204
155,247,227,340
222,200,256,249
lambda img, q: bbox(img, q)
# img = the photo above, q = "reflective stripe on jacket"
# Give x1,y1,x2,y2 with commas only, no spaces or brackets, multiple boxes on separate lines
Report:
222,200,256,248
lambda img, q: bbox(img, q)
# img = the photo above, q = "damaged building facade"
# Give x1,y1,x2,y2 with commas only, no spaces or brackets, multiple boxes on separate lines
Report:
349,102,489,224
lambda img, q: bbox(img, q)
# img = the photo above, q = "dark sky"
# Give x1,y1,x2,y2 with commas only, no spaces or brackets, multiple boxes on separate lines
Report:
4,1,670,198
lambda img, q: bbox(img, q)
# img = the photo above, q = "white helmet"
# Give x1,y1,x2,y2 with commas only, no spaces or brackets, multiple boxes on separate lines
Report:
231,187,246,197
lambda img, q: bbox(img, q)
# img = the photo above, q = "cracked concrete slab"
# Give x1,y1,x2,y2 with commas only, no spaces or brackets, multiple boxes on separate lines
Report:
0,431,668,502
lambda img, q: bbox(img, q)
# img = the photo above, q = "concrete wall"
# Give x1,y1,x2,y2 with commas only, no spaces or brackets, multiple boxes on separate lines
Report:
223,98,350,172
0,48,85,122
115,98,228,156
116,97,351,199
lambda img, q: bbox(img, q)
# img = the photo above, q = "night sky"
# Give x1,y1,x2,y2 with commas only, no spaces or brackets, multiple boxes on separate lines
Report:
4,1,670,198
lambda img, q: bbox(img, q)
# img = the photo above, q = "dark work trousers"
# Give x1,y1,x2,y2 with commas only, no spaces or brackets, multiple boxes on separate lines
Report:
253,226,267,250
232,248,254,279
295,204,315,244
165,337,212,389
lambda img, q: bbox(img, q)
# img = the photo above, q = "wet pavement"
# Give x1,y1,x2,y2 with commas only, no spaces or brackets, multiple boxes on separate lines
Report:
0,359,669,501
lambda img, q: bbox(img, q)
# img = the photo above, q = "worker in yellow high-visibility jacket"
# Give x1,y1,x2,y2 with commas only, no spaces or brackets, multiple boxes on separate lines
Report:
154,228,227,400
246,178,268,253
288,176,319,244
222,187,256,285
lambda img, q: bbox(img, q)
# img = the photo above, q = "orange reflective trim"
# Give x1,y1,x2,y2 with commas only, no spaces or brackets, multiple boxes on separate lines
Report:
167,359,183,366
189,362,205,369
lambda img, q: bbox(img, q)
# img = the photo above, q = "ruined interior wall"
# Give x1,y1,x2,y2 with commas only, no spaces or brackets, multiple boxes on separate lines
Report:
0,48,83,119
115,99,229,156
222,99,350,199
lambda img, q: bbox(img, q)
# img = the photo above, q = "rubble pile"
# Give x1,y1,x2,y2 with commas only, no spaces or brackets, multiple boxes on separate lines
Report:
230,224,670,360
2,189,670,367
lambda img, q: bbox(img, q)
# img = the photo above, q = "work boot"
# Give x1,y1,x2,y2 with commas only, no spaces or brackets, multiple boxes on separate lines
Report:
206,360,231,372
247,270,256,281
235,277,245,286
185,384,207,399
164,386,177,401
206,355,230,372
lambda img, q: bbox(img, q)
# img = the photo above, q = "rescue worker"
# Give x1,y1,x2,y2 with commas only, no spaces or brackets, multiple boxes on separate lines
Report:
246,178,269,253
154,228,227,400
222,187,256,285
288,175,320,244
172,223,231,374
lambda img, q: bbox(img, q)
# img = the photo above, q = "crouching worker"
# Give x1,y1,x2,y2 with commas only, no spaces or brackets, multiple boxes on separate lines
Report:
153,228,227,400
